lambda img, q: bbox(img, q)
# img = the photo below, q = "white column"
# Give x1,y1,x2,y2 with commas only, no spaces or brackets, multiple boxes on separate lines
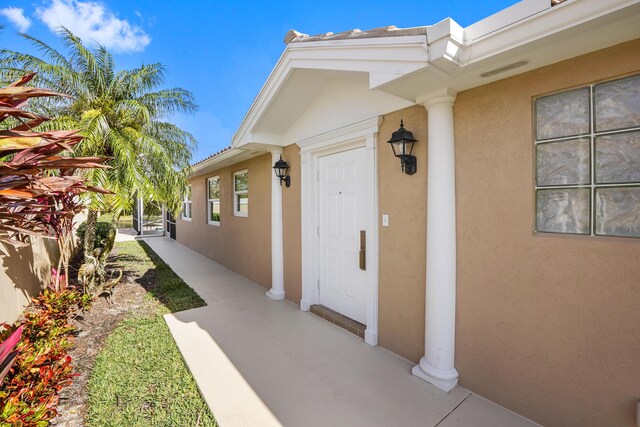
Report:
267,149,286,300
412,89,459,392
139,196,144,236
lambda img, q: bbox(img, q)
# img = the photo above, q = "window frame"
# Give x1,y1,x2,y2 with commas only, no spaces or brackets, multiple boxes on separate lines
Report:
233,170,249,217
207,176,221,226
181,185,192,221
533,73,640,238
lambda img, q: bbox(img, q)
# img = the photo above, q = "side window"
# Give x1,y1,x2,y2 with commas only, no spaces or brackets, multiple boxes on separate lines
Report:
534,74,640,237
181,185,192,221
233,170,248,217
207,176,220,225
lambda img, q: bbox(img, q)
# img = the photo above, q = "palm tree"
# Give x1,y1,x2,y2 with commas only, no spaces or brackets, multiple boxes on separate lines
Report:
0,28,197,261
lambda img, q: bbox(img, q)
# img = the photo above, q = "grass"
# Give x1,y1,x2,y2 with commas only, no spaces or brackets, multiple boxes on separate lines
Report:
87,240,217,426
97,212,133,229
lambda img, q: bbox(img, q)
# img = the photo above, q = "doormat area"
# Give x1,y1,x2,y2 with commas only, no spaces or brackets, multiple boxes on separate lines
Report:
309,304,365,339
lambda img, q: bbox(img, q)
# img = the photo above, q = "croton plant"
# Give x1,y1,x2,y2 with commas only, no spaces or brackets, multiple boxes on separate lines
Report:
0,73,110,291
0,74,109,424
0,72,109,247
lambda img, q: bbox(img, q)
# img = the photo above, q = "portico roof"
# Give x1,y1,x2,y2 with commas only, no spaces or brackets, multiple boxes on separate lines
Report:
192,0,640,175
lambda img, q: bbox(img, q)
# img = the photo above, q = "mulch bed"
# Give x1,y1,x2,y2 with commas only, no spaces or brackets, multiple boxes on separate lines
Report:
50,244,157,427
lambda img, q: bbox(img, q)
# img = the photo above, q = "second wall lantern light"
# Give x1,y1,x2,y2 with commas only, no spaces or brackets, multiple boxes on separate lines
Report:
273,155,291,187
387,119,417,175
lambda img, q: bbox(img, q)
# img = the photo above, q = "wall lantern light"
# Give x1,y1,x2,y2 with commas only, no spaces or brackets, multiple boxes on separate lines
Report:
273,155,291,187
387,119,417,175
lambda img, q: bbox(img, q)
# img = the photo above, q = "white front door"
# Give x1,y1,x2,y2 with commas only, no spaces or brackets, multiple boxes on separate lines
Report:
318,147,368,324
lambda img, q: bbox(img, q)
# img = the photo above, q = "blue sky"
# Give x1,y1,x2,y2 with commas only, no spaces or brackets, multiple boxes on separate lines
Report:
1,0,519,162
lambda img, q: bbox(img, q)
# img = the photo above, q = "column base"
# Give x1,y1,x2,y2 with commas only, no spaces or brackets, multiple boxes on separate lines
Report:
412,357,458,392
266,289,285,300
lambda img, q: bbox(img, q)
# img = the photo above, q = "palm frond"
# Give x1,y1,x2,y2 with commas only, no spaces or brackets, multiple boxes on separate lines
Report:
0,28,199,213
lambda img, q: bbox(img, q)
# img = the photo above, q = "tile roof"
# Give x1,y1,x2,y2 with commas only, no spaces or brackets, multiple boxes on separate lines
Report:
191,146,231,167
286,0,571,44
284,25,428,44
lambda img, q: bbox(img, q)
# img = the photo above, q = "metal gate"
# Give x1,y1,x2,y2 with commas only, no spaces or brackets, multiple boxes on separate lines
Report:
166,211,176,240
133,196,166,237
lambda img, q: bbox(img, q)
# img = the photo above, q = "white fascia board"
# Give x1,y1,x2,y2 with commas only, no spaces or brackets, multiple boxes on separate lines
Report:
464,0,550,43
190,144,278,178
286,35,427,50
232,36,429,149
427,18,464,45
288,36,430,83
460,0,640,67
232,49,292,149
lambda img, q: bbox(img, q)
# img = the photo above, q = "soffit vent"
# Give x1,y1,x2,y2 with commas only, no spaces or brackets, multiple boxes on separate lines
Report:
480,60,529,78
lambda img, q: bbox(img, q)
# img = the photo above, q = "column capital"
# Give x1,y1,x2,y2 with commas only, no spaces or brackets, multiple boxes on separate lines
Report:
417,88,457,109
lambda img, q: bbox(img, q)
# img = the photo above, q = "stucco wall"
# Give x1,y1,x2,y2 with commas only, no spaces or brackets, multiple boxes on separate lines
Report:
378,106,428,363
0,237,59,325
454,39,640,427
282,144,302,304
178,154,272,289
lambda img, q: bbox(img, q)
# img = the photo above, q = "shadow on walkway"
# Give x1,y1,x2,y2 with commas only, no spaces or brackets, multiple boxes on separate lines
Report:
145,237,539,427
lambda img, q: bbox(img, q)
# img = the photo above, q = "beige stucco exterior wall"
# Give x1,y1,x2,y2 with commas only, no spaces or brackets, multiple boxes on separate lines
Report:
454,39,640,427
178,154,272,289
0,237,59,325
378,106,428,363
282,144,302,304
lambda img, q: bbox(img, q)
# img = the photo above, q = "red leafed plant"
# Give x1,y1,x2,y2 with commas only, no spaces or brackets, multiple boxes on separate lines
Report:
0,73,110,291
0,325,22,385
0,74,109,425
0,289,90,426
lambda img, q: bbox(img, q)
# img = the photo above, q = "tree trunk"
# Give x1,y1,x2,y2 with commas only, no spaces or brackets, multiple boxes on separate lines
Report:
98,216,117,267
83,208,98,262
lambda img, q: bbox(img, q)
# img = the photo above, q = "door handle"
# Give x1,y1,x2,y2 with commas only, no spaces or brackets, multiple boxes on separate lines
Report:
359,230,366,271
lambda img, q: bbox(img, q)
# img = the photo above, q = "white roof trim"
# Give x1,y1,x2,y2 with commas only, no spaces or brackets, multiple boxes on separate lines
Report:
199,0,639,173
231,36,430,149
460,0,640,67
297,116,381,152
191,148,240,175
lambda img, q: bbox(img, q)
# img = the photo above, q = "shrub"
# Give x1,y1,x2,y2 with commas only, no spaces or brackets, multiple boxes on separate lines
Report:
0,289,91,426
77,220,115,251
0,326,22,385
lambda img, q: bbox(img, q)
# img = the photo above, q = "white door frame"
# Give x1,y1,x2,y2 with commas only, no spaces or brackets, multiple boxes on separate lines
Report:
298,117,380,346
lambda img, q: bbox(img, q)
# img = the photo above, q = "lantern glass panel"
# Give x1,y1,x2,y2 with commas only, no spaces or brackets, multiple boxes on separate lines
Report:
276,165,288,178
390,140,405,157
405,140,415,156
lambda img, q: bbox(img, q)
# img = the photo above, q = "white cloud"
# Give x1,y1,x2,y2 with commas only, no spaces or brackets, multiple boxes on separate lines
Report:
0,7,32,32
35,0,150,53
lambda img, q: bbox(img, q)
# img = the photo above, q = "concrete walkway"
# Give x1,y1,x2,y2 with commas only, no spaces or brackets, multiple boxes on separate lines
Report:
115,228,138,242
143,237,539,427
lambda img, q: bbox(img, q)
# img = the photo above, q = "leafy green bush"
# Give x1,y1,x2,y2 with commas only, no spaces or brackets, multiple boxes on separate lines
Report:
0,289,91,426
77,220,115,250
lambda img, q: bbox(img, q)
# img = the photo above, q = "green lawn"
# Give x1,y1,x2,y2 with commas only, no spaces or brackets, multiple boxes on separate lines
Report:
87,241,217,426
